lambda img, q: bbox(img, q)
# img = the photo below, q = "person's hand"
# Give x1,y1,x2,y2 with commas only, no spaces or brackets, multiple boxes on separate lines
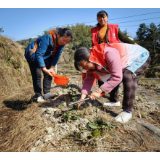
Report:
77,94,87,109
49,65,55,75
77,101,84,108
89,88,103,100
134,43,138,45
41,67,53,76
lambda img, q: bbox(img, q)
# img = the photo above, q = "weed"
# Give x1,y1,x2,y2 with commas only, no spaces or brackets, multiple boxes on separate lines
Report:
58,106,64,110
87,117,117,139
141,112,147,118
64,84,69,89
151,83,156,87
62,111,80,122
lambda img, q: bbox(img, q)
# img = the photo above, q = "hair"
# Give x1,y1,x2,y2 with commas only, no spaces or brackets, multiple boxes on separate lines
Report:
55,28,73,39
96,10,108,27
74,47,91,71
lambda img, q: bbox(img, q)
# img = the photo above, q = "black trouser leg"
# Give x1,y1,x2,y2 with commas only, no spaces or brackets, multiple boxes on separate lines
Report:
43,62,52,94
28,62,42,97
109,84,120,102
98,80,119,102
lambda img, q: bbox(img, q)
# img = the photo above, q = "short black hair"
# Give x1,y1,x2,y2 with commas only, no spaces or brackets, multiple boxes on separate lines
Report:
74,47,91,71
56,28,73,40
96,10,108,27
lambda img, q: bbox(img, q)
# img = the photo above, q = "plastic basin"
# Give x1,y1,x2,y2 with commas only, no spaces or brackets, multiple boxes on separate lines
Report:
51,72,69,85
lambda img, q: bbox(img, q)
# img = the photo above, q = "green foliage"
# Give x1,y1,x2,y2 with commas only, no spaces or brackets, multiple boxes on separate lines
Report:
43,30,49,35
136,23,160,52
62,111,80,122
0,27,4,34
87,117,117,138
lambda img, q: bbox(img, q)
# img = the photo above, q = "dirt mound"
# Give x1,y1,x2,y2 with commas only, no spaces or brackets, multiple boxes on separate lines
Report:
0,35,31,99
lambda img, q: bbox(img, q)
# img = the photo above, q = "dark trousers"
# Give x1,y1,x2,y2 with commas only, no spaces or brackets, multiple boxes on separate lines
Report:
28,61,52,97
98,56,151,112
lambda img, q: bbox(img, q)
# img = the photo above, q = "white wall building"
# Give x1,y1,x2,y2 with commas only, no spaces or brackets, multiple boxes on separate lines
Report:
156,39,160,45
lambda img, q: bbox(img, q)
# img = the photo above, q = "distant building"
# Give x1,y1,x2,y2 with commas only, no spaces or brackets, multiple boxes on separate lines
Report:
155,39,160,45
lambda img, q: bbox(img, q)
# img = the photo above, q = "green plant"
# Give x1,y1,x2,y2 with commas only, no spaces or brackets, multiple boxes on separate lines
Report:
64,84,69,89
0,27,4,34
87,117,117,138
62,112,71,122
58,106,64,110
151,83,156,87
62,111,80,122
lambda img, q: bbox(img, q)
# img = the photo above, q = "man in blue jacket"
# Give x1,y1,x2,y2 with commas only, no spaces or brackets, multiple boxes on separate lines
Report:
25,28,73,102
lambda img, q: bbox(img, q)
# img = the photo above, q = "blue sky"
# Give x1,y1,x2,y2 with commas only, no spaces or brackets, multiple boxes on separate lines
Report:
1,1,160,41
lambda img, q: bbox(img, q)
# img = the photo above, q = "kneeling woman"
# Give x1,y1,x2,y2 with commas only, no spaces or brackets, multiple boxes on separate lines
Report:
74,43,151,123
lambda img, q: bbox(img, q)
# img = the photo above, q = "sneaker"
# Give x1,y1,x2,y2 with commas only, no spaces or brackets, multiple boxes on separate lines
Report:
44,92,56,100
115,111,132,123
37,96,45,102
103,101,121,106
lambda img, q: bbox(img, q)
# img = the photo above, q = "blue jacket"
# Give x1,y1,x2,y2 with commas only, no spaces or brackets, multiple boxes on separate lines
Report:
25,31,65,67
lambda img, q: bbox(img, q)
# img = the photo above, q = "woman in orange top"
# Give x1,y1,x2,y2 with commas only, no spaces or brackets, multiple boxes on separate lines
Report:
91,10,137,45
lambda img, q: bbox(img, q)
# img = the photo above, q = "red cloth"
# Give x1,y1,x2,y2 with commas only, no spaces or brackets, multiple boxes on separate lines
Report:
91,24,120,46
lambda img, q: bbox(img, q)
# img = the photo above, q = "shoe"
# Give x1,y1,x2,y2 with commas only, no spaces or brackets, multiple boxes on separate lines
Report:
44,92,56,100
103,101,121,106
115,111,132,123
37,96,45,102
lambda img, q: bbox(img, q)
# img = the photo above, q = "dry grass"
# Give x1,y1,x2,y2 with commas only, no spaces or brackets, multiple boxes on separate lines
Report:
0,87,46,152
0,35,31,98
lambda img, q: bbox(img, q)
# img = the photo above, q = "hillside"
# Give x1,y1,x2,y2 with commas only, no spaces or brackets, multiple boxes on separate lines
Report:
0,35,32,99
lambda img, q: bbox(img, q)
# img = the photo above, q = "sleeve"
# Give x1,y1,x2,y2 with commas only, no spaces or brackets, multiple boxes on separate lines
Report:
51,45,65,66
36,38,49,67
81,71,96,95
118,29,135,44
100,47,123,92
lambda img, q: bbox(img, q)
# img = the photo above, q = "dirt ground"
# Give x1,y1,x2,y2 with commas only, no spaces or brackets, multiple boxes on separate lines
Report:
0,64,160,152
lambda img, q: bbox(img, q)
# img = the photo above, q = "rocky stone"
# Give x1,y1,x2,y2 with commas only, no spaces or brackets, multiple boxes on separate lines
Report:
30,147,36,152
80,131,90,140
35,139,41,147
46,127,53,134
44,135,53,143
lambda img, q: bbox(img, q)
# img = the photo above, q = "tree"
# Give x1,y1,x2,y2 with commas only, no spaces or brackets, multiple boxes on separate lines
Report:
0,27,4,34
29,38,32,42
136,23,160,51
43,30,49,35
121,29,129,37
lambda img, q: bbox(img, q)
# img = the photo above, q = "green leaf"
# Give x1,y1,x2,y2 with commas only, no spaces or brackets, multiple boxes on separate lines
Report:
79,139,83,141
80,130,88,133
87,118,92,122
91,130,101,137
58,106,64,109
88,123,98,129
71,115,80,120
